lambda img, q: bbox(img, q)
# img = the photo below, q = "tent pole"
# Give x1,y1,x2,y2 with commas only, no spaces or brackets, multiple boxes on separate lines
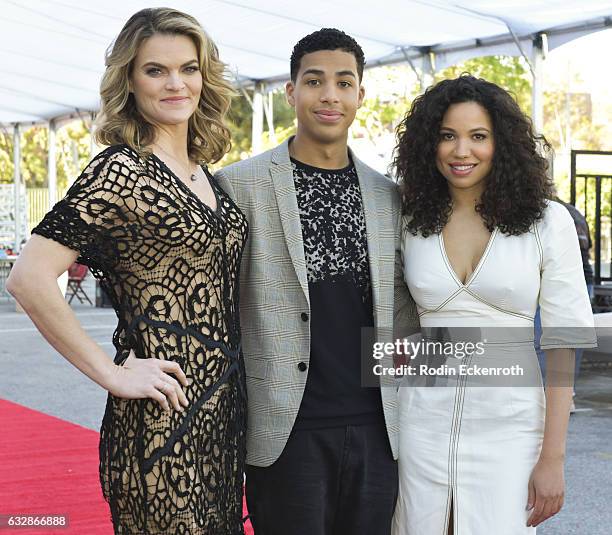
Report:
13,124,21,252
531,34,547,135
420,50,436,90
48,119,57,209
251,82,264,155
400,47,422,91
263,90,277,144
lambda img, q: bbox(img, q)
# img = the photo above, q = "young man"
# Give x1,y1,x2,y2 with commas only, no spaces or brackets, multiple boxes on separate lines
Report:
216,28,418,534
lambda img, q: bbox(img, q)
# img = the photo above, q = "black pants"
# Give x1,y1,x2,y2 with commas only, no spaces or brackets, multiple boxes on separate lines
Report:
245,422,398,535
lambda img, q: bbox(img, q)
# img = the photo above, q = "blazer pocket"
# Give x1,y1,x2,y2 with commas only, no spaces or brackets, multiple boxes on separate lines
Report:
244,357,269,380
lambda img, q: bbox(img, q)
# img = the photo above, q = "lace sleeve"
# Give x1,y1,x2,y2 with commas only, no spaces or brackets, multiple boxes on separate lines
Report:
32,146,140,271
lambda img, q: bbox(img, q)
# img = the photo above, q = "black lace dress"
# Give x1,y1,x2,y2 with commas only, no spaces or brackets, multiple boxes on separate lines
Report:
33,144,248,534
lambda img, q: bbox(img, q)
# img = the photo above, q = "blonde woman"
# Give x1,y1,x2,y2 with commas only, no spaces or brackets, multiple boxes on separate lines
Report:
7,8,248,534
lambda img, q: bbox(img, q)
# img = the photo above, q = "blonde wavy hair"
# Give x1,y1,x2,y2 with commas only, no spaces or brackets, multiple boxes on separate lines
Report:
95,7,234,163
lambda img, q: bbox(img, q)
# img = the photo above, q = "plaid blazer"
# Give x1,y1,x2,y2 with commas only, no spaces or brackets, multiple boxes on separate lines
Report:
215,139,419,466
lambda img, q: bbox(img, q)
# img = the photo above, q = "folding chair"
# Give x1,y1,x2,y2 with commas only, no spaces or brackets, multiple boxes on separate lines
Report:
66,262,93,305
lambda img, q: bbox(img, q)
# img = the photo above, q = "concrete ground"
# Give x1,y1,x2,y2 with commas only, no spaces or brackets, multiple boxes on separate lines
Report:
1,276,611,534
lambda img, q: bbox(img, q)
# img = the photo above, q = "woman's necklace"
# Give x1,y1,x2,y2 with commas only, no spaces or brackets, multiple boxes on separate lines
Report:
152,143,200,182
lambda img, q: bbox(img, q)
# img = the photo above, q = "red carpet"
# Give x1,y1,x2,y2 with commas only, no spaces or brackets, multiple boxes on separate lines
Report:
0,399,253,534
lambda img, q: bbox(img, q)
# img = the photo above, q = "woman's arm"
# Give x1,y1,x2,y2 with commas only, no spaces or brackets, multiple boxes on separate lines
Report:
526,347,574,527
7,235,189,412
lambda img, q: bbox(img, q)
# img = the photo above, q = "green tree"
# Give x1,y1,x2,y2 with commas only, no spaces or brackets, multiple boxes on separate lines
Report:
2,56,606,198
0,120,92,188
0,130,15,182
436,55,532,113
543,82,606,152
542,73,611,236
354,65,418,143
219,90,295,167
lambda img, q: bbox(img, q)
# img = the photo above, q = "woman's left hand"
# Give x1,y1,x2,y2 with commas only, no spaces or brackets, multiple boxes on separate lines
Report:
526,456,565,527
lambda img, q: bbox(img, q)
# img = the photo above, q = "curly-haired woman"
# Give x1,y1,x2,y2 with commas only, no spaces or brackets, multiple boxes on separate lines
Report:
391,75,595,534
8,8,247,534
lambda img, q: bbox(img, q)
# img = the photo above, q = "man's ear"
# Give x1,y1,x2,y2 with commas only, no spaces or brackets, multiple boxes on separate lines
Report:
285,80,295,107
357,84,365,108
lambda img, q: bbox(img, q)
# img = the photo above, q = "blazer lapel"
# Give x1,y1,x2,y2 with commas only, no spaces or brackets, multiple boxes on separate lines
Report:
352,152,381,313
270,141,310,304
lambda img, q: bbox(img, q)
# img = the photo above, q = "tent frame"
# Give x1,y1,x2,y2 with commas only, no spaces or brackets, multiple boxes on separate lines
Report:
6,14,611,250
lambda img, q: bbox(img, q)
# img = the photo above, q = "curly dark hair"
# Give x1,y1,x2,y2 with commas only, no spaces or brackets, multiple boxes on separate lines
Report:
394,74,553,237
290,28,365,82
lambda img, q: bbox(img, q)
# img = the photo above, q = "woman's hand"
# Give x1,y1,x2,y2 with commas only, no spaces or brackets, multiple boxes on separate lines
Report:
108,350,190,413
526,456,565,527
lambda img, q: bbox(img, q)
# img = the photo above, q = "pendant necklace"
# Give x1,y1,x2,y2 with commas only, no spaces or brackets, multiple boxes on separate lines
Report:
153,144,199,182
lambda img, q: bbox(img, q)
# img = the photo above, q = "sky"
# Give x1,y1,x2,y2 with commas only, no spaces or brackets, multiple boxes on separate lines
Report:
545,28,612,101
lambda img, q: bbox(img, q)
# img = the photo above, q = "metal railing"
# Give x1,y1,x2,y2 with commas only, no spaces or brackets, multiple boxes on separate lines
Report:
570,150,612,286
26,187,67,231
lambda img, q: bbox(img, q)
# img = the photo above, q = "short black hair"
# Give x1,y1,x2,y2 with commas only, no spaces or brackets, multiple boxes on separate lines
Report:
290,28,365,82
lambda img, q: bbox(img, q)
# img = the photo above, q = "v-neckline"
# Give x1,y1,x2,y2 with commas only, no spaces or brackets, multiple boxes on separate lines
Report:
151,153,221,217
438,228,498,287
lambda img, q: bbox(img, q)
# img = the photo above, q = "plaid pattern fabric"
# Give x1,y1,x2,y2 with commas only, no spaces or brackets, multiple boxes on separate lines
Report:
216,140,419,466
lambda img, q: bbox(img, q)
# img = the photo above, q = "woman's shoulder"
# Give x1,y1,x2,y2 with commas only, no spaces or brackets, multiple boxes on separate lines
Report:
537,199,575,232
533,199,577,251
91,143,142,167
83,144,148,183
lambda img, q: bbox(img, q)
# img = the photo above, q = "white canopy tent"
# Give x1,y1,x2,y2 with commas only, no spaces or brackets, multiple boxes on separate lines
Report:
1,0,612,248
